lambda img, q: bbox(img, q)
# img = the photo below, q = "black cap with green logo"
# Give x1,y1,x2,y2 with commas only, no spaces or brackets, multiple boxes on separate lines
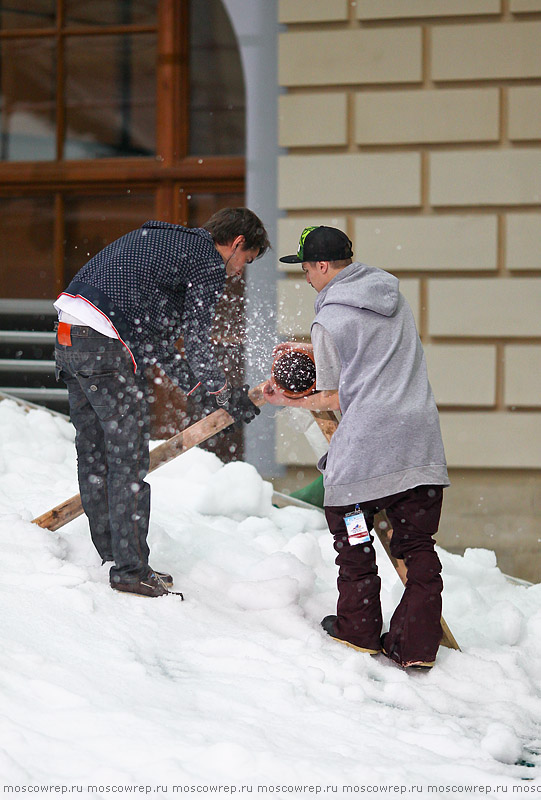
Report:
279,226,353,264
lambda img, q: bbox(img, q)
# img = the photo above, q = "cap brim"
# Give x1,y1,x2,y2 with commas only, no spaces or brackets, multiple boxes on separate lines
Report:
279,254,302,263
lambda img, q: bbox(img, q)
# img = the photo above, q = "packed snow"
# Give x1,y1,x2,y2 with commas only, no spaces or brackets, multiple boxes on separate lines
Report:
0,397,540,799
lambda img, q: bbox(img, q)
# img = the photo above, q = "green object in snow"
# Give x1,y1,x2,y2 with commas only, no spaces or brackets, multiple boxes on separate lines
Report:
290,474,324,508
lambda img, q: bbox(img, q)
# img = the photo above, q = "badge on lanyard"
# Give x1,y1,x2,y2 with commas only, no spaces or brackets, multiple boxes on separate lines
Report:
344,505,371,546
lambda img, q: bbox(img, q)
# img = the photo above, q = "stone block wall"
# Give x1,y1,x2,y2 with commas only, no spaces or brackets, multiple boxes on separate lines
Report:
276,0,541,581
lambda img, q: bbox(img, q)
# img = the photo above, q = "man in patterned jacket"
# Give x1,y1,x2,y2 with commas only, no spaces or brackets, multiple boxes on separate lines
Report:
54,208,270,597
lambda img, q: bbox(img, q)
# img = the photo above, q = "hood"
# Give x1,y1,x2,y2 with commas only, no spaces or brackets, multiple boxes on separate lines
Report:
314,262,399,317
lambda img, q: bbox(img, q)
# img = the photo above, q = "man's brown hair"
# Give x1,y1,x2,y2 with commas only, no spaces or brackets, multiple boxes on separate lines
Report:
204,207,270,257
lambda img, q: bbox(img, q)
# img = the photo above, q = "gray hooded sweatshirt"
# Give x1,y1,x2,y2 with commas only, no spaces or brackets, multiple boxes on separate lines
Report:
312,262,449,506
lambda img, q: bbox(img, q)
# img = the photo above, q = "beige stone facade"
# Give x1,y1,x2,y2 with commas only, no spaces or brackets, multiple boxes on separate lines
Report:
276,0,541,582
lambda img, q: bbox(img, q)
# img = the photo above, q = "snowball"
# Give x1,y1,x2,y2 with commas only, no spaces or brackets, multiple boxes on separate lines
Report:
463,548,498,569
283,532,323,568
195,461,274,519
228,576,300,609
247,552,315,595
206,742,253,772
270,504,325,533
484,601,524,646
481,723,523,764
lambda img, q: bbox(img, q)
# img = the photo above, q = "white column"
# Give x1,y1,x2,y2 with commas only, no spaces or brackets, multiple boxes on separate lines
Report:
222,0,282,476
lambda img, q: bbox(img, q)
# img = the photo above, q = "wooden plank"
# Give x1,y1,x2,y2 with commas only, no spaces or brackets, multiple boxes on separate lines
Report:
310,410,460,652
32,382,267,532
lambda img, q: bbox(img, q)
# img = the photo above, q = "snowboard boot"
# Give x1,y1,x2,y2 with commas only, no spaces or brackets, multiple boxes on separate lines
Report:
321,615,381,655
381,633,435,670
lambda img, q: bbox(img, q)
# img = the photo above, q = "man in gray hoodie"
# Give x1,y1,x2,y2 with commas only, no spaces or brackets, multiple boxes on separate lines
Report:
264,226,449,669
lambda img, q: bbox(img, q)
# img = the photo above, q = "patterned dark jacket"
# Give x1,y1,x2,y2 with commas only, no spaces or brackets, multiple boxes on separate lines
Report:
60,221,227,393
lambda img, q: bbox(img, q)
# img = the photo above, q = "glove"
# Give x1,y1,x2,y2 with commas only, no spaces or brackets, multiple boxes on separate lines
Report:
213,383,261,426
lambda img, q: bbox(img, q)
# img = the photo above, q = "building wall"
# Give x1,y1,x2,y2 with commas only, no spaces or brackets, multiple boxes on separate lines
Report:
276,0,541,582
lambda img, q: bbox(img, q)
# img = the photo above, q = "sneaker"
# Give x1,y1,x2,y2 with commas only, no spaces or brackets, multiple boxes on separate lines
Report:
111,570,170,598
153,569,173,588
104,562,174,589
320,615,381,655
380,634,434,670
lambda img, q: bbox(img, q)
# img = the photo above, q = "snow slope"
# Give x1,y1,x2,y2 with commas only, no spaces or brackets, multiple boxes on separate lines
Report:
0,398,540,799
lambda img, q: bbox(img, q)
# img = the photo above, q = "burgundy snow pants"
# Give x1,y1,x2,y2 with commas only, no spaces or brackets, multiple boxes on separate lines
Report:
325,485,444,665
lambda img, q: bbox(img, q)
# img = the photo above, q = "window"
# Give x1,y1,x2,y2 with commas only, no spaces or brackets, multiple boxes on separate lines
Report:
0,36,56,160
64,32,157,159
189,0,244,156
0,0,246,298
0,0,246,453
0,195,55,297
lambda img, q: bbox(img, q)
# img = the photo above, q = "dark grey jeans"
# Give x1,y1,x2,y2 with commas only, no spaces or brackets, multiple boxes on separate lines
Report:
55,327,151,584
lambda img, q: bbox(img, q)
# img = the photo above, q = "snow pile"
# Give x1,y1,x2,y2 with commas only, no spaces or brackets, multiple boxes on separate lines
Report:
0,398,540,796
